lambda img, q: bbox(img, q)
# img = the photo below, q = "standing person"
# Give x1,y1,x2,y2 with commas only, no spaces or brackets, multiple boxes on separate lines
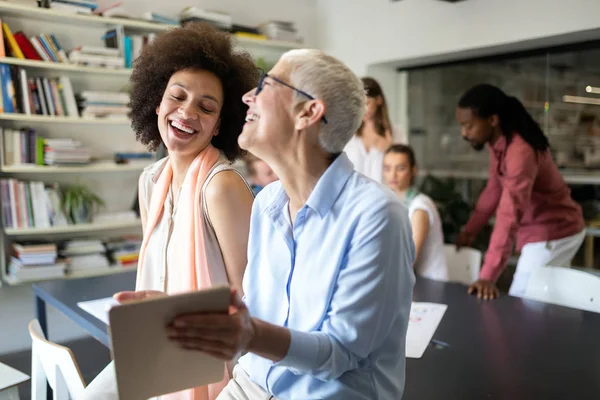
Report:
383,144,448,281
165,50,415,400
344,77,407,183
81,22,256,399
455,84,585,300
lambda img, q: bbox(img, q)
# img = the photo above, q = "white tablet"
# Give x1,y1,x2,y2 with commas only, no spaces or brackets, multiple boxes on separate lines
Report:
108,285,231,400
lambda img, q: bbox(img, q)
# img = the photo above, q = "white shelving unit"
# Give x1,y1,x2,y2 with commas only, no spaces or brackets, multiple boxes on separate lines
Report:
1,161,150,174
0,56,131,75
0,2,301,285
4,219,141,236
0,113,129,124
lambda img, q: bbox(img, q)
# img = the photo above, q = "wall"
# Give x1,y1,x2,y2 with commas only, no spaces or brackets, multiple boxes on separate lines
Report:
316,0,600,76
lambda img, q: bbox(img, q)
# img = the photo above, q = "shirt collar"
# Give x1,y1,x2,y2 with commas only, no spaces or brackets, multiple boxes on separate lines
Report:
305,153,354,217
262,153,354,219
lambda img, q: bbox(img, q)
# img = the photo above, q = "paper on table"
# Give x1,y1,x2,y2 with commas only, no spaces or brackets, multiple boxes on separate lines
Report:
77,297,119,325
406,302,448,358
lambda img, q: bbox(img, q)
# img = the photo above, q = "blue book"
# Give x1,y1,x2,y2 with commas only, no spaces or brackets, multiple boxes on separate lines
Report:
123,36,132,68
1,64,15,113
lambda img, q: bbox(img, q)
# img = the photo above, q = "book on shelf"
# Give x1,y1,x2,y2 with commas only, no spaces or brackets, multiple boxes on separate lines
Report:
8,258,66,281
7,241,65,281
179,7,232,30
0,179,67,229
141,12,178,26
1,128,91,166
77,90,130,119
0,65,78,117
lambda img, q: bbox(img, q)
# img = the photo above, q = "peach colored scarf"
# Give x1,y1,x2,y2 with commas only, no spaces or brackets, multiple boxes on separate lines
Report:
136,145,229,400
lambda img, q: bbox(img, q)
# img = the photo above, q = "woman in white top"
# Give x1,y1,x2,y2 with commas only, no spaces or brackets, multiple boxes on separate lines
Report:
344,77,406,182
383,144,448,281
81,23,255,400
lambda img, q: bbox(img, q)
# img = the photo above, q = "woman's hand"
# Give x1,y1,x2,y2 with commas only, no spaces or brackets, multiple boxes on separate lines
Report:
166,289,255,361
113,290,166,304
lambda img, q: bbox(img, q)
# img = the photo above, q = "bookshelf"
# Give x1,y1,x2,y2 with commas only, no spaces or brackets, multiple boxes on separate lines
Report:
0,3,302,285
0,1,303,48
0,113,129,124
0,56,131,75
1,161,149,174
4,219,141,236
4,263,134,285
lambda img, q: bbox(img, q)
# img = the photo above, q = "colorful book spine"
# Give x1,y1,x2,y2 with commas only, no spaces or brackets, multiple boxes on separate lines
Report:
2,23,24,59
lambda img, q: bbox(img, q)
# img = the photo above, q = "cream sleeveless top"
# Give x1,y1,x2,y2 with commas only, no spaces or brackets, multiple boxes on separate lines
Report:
137,156,253,293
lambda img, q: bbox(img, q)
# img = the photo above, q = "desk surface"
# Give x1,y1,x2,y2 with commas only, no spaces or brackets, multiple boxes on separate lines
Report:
34,273,600,398
33,271,136,347
407,278,600,399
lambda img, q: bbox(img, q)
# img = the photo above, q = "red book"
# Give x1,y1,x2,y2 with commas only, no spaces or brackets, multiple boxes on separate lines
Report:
13,32,43,61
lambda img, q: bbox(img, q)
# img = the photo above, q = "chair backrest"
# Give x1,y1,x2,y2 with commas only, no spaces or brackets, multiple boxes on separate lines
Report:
443,245,482,285
523,266,600,313
29,319,86,400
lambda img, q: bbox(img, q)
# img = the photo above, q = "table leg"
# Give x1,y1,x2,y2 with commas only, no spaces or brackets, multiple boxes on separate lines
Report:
34,295,48,338
33,294,51,399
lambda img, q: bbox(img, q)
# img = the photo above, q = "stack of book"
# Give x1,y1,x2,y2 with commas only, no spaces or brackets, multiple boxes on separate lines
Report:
142,12,178,26
44,138,91,165
77,91,130,120
8,242,66,282
0,180,67,229
61,239,111,275
68,45,125,69
258,21,302,43
106,236,142,268
48,0,98,14
179,7,232,30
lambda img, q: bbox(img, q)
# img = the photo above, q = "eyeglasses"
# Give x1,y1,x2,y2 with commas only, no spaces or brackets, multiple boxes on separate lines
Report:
255,72,328,124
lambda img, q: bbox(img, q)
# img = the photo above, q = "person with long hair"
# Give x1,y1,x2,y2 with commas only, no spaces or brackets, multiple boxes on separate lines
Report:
344,77,407,182
81,23,256,399
455,84,585,300
383,144,448,280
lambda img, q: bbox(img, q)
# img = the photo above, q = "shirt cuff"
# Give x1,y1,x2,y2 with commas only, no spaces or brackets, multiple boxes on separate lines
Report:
275,329,331,372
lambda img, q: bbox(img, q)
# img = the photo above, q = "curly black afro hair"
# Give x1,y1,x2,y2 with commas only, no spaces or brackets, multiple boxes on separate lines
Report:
130,22,259,161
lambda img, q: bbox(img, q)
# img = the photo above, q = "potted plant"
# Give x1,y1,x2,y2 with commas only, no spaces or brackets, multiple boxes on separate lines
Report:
61,184,105,224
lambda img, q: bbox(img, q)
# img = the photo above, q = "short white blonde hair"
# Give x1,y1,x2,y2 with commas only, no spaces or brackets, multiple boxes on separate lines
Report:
280,49,366,154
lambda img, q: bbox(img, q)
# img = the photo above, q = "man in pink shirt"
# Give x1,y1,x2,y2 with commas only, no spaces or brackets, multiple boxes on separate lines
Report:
455,84,585,300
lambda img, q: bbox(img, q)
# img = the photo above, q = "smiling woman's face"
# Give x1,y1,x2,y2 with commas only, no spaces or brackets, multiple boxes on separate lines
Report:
156,69,224,158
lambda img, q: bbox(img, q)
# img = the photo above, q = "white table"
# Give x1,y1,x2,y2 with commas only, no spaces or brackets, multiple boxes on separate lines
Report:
0,363,29,400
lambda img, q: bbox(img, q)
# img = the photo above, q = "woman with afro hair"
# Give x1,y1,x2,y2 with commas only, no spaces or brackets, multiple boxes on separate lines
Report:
81,23,257,400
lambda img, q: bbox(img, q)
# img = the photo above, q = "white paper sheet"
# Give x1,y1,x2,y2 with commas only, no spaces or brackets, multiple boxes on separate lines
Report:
77,297,119,325
406,302,448,358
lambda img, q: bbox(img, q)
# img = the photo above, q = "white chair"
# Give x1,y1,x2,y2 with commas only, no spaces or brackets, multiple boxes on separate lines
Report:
0,362,29,400
443,244,482,285
523,266,600,314
29,320,86,400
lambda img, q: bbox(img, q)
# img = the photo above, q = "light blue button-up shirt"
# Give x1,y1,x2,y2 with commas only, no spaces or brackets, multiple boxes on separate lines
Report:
238,153,415,400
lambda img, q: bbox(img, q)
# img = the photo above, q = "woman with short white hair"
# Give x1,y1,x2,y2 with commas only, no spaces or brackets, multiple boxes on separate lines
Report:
166,49,416,400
